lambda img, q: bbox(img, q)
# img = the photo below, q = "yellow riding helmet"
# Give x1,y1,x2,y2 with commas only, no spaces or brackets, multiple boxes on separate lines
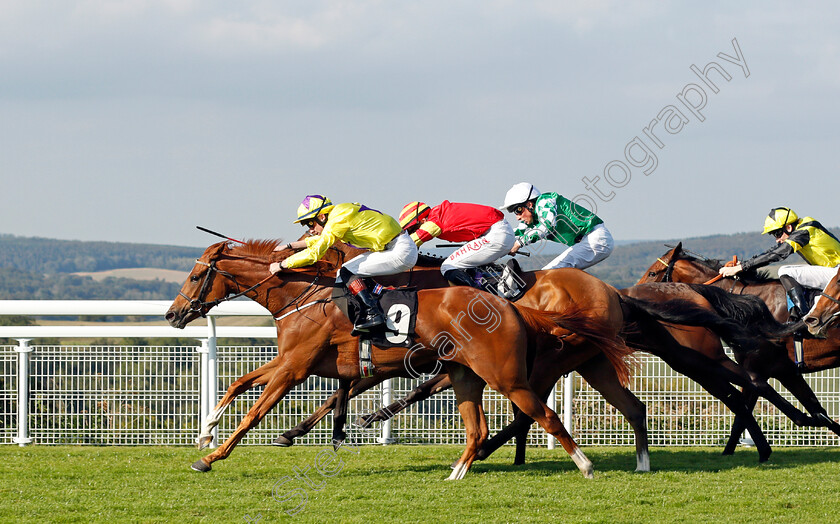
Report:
294,195,335,223
398,201,431,230
762,207,799,235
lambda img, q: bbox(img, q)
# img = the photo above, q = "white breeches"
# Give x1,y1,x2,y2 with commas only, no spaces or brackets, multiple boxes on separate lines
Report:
341,232,419,277
541,224,614,270
440,220,516,274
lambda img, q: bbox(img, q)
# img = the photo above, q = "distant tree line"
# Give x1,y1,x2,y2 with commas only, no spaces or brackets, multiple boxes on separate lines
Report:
1,228,838,297
0,234,201,274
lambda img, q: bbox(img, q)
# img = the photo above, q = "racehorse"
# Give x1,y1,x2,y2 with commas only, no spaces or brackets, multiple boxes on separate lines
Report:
804,267,840,337
639,242,840,452
271,244,809,464
166,239,636,478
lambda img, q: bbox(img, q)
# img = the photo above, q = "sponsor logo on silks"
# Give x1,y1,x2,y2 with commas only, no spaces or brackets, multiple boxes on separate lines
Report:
452,238,491,258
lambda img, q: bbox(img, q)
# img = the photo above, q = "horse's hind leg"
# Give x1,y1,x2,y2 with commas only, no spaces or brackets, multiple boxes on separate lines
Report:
577,355,650,472
198,358,279,449
503,385,593,478
273,376,385,447
723,390,758,455
447,364,489,480
357,373,453,427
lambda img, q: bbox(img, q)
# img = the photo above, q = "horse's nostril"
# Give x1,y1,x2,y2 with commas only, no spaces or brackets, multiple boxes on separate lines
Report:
803,316,817,326
165,312,174,321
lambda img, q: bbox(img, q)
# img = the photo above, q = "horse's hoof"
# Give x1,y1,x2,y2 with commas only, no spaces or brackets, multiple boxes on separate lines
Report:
272,435,294,447
197,435,213,450
191,459,212,472
759,450,772,463
332,438,345,451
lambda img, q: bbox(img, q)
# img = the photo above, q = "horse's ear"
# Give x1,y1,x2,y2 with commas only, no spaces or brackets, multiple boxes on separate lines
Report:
200,241,227,261
674,242,683,256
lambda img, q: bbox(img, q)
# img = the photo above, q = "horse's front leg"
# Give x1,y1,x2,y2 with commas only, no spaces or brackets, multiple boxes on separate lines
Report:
192,366,303,472
197,357,279,449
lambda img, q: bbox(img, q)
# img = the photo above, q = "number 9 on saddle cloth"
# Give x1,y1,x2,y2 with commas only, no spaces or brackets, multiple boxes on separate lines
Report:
332,283,418,348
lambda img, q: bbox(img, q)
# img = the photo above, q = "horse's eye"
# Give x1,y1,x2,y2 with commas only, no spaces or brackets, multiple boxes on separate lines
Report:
648,271,656,277
191,274,201,282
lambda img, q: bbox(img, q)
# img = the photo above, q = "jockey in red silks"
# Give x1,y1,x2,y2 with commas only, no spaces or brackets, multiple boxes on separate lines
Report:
271,195,418,330
398,200,516,290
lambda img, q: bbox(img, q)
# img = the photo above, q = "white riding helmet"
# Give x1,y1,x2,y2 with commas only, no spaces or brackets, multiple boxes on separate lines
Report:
500,183,541,211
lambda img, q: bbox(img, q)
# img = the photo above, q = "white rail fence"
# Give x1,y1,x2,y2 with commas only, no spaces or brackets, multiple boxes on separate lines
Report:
1,301,839,448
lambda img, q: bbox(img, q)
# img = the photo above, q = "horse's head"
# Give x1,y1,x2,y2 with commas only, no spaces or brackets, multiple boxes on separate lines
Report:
637,242,683,284
166,239,292,328
166,241,234,328
803,268,840,338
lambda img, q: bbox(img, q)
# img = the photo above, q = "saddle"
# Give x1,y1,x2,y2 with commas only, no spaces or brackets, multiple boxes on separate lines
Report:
470,258,528,301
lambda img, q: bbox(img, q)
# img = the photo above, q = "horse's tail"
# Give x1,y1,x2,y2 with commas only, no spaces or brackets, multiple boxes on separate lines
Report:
685,283,794,339
512,304,636,387
619,292,774,353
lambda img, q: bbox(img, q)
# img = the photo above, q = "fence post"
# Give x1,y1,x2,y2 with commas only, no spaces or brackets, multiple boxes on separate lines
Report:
547,380,557,450
207,317,219,446
563,372,574,435
379,379,394,444
13,339,32,447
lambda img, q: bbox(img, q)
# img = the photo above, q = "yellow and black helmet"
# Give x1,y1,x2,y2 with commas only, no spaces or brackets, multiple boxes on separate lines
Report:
398,201,431,230
294,195,334,223
762,207,799,235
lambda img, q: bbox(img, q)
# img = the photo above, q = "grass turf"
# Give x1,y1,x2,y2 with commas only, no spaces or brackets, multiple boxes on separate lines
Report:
2,445,840,523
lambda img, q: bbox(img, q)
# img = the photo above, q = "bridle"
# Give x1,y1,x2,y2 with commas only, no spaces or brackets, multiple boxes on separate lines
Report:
648,256,678,282
812,290,840,330
180,249,330,319
179,258,275,318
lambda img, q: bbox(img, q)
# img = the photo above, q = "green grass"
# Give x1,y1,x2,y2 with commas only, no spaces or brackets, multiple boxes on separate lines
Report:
2,445,840,523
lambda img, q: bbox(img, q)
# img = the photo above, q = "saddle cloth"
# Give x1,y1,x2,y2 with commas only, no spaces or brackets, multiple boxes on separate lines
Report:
332,284,418,348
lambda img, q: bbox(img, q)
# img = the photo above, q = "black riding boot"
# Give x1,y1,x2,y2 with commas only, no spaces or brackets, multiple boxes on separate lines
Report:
780,275,809,322
443,269,481,289
353,288,386,330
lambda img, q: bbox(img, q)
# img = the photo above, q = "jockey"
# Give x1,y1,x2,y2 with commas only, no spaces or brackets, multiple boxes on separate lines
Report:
500,183,614,270
270,195,418,330
719,207,840,321
398,200,516,289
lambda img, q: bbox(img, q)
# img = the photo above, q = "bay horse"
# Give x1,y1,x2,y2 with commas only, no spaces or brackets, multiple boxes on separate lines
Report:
166,240,636,478
639,242,840,452
804,267,840,337
272,244,801,465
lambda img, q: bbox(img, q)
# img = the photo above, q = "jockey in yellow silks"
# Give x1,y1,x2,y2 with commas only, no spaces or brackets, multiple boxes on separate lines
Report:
719,206,840,322
270,195,418,330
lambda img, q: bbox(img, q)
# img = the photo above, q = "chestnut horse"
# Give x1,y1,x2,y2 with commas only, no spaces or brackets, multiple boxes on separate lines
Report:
639,243,840,452
166,240,635,478
804,267,840,337
272,244,799,464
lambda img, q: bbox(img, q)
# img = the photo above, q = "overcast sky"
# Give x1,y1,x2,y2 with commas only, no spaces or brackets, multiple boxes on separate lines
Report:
3,1,839,247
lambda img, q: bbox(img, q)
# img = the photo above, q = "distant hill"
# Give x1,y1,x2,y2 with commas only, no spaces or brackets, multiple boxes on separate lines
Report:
0,234,201,274
0,228,837,298
513,228,840,289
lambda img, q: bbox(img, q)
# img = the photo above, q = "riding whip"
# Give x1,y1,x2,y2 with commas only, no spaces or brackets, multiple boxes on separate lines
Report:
196,226,246,245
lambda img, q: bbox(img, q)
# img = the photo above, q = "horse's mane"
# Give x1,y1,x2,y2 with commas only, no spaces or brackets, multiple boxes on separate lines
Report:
229,239,283,258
